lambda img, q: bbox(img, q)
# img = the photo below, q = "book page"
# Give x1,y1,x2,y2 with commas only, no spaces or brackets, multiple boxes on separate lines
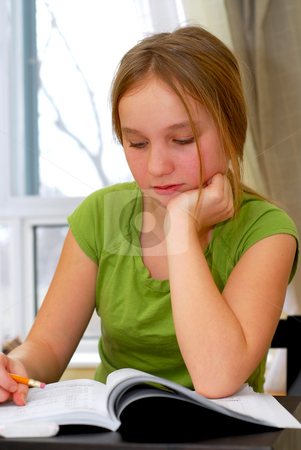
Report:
210,385,301,429
106,368,153,395
106,370,301,429
210,385,259,415
0,379,116,428
106,369,169,418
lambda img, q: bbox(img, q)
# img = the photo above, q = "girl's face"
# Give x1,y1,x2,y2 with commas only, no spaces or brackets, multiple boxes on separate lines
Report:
119,77,228,207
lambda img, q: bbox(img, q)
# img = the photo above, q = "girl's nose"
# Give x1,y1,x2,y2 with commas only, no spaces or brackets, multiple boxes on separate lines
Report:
147,147,174,177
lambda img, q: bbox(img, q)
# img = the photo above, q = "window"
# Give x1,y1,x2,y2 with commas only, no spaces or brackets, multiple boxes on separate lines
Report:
34,225,69,313
0,223,15,339
0,0,185,367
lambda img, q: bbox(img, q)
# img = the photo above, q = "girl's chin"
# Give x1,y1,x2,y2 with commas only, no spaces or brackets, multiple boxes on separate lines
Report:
142,190,188,212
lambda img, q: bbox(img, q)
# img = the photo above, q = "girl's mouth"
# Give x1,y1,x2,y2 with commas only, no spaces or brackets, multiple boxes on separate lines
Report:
153,184,184,195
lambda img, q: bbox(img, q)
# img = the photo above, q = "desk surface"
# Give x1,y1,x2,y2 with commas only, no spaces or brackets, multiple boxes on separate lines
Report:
1,396,301,450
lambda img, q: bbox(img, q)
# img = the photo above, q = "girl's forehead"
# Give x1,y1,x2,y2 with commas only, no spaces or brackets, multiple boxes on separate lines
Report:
120,75,167,98
120,76,209,118
118,81,220,143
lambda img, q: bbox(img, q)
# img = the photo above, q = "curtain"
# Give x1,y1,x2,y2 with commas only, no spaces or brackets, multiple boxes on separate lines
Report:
181,0,267,194
133,0,185,32
225,0,301,393
225,0,301,311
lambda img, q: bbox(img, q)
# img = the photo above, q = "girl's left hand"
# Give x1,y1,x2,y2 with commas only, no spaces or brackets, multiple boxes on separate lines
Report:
166,173,234,234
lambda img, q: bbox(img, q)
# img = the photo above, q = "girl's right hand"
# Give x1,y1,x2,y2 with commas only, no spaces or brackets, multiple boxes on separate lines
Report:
166,173,234,234
0,353,28,405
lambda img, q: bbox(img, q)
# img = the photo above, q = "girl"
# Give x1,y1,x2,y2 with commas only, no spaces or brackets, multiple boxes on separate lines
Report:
0,26,298,405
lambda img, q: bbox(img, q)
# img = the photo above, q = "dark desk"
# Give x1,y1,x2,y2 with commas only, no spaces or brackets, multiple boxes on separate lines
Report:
1,396,301,450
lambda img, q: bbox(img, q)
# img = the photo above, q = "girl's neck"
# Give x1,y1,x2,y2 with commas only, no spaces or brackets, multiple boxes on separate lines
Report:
142,194,167,225
140,194,167,248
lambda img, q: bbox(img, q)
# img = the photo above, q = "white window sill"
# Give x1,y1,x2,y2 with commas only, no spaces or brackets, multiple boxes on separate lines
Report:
68,338,100,369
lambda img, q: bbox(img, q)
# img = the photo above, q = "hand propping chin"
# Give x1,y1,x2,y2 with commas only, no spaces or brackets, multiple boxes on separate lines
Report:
198,173,234,227
166,173,234,231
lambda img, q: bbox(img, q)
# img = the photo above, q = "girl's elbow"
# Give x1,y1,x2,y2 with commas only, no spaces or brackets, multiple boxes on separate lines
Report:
194,384,236,399
192,375,244,399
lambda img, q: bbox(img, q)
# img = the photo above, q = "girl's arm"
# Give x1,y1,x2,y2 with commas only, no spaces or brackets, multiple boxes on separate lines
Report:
0,229,98,405
166,174,297,398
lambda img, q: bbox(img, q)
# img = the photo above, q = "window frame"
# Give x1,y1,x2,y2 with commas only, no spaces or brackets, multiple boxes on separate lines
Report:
0,0,185,368
0,0,93,366
24,217,100,369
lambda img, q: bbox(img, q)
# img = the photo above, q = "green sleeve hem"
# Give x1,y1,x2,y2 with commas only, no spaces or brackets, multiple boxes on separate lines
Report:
239,227,299,284
67,213,99,264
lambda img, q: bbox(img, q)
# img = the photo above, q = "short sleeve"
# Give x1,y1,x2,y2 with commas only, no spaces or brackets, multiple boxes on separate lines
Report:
234,201,299,284
67,181,140,264
67,190,105,264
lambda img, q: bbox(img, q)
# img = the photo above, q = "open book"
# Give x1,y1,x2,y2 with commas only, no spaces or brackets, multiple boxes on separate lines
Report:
0,368,300,432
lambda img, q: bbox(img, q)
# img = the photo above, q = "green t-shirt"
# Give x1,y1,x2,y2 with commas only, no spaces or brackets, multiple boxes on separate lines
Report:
68,181,299,392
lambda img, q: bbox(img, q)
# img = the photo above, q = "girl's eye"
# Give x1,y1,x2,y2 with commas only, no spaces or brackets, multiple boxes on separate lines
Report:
129,141,147,148
174,137,195,145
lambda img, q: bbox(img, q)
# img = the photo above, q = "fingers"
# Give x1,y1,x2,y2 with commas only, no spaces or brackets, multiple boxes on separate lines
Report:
0,353,18,392
203,173,229,200
13,387,29,406
201,173,234,223
206,172,226,188
220,174,234,220
0,353,28,405
168,173,234,231
0,387,28,406
202,173,223,188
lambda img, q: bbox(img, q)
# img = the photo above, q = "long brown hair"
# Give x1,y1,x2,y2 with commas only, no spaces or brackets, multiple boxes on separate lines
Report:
111,26,250,212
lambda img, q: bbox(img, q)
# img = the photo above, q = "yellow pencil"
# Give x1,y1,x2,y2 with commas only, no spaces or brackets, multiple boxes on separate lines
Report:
9,373,46,389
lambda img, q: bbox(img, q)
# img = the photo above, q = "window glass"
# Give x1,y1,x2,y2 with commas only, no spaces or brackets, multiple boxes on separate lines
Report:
34,225,69,311
0,224,13,341
36,0,150,197
34,225,100,338
2,0,185,357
